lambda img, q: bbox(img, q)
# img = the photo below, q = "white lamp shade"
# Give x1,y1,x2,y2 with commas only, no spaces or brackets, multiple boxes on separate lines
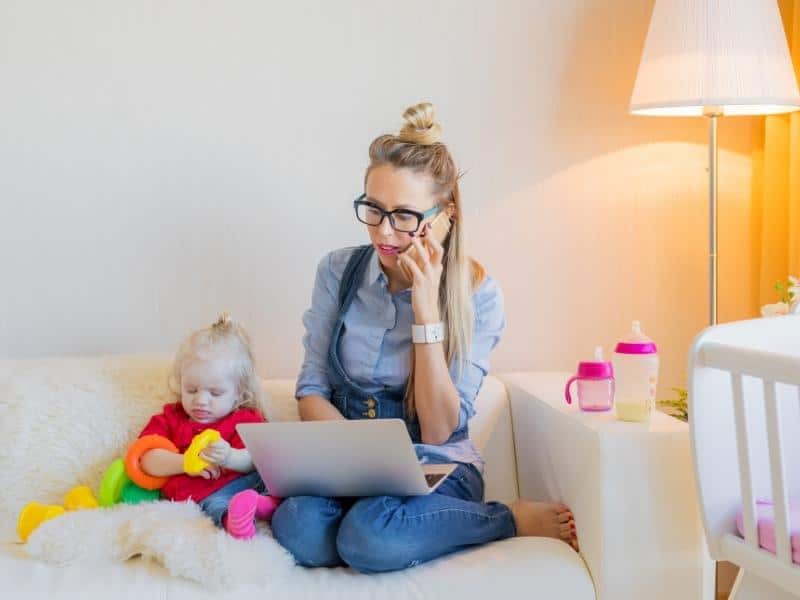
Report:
630,0,800,116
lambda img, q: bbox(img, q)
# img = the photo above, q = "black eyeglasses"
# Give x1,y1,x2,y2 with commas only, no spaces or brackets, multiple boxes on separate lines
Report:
353,194,441,233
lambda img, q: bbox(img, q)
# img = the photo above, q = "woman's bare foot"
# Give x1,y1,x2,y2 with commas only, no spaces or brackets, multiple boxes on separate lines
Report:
510,500,579,551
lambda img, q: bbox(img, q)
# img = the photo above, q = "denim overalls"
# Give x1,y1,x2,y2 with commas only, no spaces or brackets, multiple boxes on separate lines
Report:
326,244,468,454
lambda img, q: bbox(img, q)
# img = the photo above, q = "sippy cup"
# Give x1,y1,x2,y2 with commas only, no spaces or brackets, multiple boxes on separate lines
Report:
564,346,615,412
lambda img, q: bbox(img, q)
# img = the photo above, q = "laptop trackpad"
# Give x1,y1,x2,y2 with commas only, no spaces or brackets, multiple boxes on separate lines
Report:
421,463,457,492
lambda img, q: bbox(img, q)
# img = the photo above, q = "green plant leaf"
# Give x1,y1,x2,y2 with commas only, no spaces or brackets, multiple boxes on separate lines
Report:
657,387,689,422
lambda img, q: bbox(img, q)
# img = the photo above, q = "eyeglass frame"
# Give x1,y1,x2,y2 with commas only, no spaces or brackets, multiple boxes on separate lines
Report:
353,194,442,233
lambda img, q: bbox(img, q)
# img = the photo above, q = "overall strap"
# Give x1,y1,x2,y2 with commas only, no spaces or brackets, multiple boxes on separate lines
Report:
337,244,374,313
326,245,376,390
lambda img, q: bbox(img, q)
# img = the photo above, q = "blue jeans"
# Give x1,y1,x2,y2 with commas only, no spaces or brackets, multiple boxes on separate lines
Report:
197,471,266,527
270,463,516,573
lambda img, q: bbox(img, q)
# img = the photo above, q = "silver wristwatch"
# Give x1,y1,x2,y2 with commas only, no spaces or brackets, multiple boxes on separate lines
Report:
411,322,446,344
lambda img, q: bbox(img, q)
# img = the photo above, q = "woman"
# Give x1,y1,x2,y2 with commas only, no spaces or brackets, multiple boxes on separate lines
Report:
271,102,578,573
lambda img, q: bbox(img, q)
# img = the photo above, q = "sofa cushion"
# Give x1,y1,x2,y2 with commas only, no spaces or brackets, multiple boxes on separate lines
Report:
1,536,594,599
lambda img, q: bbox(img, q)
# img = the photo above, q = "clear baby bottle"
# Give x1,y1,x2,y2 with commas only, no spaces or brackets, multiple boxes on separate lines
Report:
613,320,659,422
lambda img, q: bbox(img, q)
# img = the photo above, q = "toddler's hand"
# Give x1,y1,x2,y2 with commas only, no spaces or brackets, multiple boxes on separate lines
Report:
198,464,222,480
200,439,232,467
185,462,222,479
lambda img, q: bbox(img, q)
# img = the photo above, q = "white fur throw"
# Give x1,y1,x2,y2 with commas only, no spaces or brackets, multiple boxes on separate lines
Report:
0,355,294,586
0,355,280,542
0,357,174,541
22,500,295,588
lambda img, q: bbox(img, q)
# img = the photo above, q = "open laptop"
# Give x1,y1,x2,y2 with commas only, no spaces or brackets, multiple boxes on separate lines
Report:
236,419,457,497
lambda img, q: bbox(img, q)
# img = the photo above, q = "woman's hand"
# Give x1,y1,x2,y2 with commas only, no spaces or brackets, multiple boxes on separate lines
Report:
398,222,444,324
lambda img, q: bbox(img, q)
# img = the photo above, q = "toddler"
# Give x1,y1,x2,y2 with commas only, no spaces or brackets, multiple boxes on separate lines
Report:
138,313,279,539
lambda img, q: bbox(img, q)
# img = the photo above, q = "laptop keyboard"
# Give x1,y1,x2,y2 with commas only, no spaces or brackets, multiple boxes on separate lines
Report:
425,473,446,487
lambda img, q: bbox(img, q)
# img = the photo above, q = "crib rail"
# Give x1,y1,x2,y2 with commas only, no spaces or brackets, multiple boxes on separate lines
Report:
690,317,800,596
700,342,800,388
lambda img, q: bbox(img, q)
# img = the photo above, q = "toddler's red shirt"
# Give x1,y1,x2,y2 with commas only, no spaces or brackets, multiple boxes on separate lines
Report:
138,403,264,502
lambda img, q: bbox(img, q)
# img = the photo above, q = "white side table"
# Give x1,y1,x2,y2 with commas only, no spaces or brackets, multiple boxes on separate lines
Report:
500,372,714,600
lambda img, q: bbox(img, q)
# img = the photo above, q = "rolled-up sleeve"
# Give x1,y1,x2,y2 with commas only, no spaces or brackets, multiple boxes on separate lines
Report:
295,253,340,401
451,275,506,429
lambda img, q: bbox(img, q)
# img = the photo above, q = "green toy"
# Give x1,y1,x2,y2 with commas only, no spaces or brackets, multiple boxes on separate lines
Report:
99,459,130,507
120,480,160,504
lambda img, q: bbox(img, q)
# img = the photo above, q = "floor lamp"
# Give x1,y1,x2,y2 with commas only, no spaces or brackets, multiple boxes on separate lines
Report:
629,0,800,326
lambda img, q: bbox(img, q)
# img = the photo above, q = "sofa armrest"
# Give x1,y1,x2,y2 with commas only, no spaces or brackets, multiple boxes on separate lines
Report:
502,372,714,600
469,375,519,505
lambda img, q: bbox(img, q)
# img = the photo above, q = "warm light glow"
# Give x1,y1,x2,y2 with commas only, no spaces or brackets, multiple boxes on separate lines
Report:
631,103,800,117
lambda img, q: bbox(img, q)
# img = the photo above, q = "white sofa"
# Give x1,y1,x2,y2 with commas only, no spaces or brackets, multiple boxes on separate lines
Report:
0,355,595,599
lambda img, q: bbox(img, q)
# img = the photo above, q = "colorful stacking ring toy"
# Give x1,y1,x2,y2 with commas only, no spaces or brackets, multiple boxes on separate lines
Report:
99,458,130,507
120,480,161,504
63,485,99,511
17,503,65,543
124,434,179,490
183,429,221,475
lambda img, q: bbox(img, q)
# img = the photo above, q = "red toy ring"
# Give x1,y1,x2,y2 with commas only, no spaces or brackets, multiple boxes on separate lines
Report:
125,434,179,490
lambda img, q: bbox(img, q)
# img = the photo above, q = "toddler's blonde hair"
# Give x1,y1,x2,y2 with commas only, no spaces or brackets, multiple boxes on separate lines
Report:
168,312,265,412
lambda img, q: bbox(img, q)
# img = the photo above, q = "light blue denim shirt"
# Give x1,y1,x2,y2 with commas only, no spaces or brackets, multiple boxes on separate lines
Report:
296,246,506,469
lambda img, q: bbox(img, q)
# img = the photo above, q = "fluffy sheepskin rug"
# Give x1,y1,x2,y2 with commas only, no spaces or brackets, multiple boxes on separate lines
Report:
22,500,295,588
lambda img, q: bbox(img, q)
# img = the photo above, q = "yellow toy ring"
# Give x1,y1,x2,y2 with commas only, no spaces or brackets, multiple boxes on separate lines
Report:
183,429,222,475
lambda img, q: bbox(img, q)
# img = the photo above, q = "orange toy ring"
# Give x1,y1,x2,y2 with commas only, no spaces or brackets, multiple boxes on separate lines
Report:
125,434,179,490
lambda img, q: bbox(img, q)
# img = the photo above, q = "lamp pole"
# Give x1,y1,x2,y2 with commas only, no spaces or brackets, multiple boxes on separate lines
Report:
705,109,720,326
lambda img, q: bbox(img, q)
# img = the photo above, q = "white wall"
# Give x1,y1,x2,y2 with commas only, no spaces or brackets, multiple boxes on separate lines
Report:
0,0,755,396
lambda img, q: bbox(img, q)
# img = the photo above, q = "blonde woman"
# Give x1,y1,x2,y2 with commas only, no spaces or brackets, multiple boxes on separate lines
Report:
271,103,577,572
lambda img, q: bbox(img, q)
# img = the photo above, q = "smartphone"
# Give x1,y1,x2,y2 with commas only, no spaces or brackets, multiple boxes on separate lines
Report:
398,210,452,280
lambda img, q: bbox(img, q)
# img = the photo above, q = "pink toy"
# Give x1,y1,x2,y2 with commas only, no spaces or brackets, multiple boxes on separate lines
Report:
225,490,282,540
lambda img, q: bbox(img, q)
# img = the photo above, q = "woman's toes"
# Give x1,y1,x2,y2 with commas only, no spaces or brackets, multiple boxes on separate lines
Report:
560,520,577,536
511,500,570,539
511,500,580,553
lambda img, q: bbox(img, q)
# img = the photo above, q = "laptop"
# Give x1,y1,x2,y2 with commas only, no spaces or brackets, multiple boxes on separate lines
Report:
236,419,457,497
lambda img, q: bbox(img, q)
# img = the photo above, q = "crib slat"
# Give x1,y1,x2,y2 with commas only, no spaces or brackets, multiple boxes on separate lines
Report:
731,372,758,548
763,380,792,565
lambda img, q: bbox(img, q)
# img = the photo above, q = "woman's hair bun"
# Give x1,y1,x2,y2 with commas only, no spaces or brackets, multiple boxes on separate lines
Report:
212,312,232,330
397,102,443,145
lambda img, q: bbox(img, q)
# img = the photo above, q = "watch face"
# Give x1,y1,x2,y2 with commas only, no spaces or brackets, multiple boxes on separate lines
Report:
412,323,445,343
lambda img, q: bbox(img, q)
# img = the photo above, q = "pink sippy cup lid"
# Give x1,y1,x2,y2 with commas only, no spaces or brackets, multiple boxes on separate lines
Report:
577,346,614,379
565,346,614,405
577,361,614,379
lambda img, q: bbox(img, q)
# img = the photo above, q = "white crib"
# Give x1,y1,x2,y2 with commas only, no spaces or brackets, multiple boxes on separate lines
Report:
690,315,800,599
